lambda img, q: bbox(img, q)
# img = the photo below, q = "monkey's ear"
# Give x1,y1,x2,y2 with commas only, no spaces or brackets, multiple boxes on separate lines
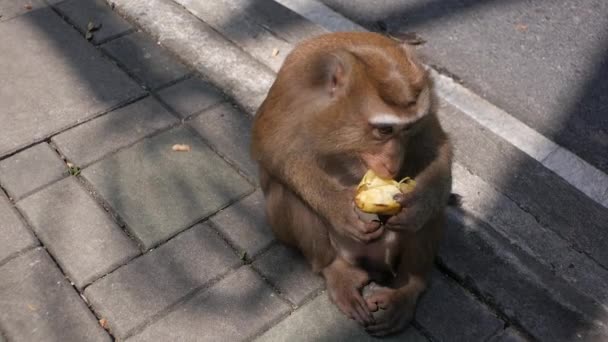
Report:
311,50,353,97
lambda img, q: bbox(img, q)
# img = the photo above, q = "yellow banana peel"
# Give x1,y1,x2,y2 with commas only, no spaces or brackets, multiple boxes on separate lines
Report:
354,170,416,215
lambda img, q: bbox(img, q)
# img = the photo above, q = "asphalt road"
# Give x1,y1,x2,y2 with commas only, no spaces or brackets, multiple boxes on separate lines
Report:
320,0,608,173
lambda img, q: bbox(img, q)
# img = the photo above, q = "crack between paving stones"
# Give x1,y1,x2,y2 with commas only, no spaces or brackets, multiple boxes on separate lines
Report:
435,259,536,341
118,264,243,339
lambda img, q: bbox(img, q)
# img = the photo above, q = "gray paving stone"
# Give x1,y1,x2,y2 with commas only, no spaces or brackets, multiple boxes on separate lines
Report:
157,77,225,118
0,8,144,158
0,248,110,342
416,270,503,342
102,31,190,90
17,177,139,289
489,328,529,342
0,143,66,200
175,0,292,72
189,102,258,180
53,96,178,167
228,0,327,44
128,266,290,341
85,223,239,338
441,209,608,341
0,0,46,22
437,101,608,269
110,0,275,114
253,244,323,306
55,0,132,44
255,293,428,342
210,190,274,257
83,126,253,249
0,193,37,263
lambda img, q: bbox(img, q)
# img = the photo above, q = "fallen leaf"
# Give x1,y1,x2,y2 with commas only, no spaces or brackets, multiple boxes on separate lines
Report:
87,21,102,32
66,162,74,168
27,303,37,311
172,144,191,152
25,4,32,10
272,48,280,57
388,31,426,45
99,318,109,329
515,23,528,32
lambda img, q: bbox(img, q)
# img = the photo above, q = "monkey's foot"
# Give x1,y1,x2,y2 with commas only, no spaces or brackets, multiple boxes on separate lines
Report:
322,258,373,326
363,283,416,337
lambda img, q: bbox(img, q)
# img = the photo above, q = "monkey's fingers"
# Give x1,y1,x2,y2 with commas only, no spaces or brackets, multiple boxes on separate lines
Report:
353,225,384,243
393,190,418,207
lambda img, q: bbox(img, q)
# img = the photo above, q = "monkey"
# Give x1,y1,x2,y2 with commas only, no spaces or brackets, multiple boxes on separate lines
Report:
251,32,452,336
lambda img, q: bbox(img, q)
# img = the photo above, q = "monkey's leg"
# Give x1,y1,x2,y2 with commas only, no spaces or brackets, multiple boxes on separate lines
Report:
260,168,374,325
364,216,443,336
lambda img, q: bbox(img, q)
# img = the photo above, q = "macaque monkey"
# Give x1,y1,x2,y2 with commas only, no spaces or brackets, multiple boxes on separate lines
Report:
251,32,452,336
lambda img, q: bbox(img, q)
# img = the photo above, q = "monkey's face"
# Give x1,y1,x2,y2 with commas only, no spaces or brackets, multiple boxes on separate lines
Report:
345,46,433,180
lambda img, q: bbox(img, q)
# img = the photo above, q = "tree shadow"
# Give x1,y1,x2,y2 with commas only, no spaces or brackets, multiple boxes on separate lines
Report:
4,0,607,341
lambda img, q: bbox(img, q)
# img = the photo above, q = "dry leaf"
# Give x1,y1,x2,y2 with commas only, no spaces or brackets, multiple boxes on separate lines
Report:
66,162,74,168
388,32,426,45
272,48,280,57
27,303,37,311
25,4,33,10
515,24,528,32
99,318,109,329
172,144,191,152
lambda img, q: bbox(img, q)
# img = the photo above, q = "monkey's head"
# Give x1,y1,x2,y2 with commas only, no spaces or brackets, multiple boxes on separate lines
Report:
253,32,434,181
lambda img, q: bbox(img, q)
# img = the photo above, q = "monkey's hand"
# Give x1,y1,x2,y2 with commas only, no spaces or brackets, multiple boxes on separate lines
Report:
328,195,384,243
383,188,433,232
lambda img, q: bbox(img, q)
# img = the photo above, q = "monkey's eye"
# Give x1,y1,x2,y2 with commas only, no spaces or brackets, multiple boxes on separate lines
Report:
373,125,394,138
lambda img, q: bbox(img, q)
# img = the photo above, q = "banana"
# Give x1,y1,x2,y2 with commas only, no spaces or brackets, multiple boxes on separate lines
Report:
354,170,416,215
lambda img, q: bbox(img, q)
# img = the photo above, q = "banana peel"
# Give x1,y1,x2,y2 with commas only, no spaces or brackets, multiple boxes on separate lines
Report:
354,170,416,215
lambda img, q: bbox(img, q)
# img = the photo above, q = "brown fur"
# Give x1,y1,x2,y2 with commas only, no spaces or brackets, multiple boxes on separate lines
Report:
251,32,452,336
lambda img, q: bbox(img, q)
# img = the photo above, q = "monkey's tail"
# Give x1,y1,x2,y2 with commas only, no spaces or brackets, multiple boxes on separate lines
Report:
448,193,463,207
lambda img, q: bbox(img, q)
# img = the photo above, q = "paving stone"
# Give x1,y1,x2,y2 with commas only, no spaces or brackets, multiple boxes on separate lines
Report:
210,190,273,257
255,293,428,342
0,0,46,22
0,248,110,342
437,101,608,269
189,103,257,180
0,8,144,158
174,0,292,72
156,77,225,118
489,328,529,342
55,0,132,44
110,0,275,114
83,126,253,249
85,223,239,338
128,266,291,341
253,244,323,305
53,96,178,167
0,193,37,263
0,143,66,200
416,270,503,342
102,31,190,90
441,209,608,341
17,177,139,289
224,0,327,44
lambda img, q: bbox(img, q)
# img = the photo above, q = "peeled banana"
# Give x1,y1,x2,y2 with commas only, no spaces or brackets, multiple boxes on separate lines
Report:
354,170,416,215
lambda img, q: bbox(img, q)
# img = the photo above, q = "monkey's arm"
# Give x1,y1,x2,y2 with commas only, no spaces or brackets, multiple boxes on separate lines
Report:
269,152,382,242
386,126,452,232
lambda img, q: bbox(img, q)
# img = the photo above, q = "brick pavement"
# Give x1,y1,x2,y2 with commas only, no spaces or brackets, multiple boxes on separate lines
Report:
1,1,607,341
